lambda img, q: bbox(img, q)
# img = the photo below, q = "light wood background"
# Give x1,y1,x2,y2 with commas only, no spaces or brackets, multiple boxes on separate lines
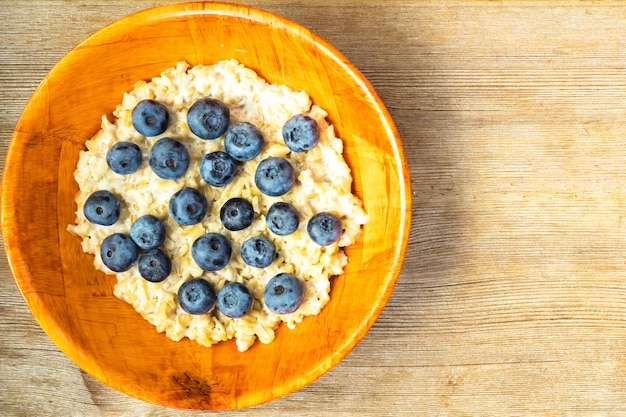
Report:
3,1,626,415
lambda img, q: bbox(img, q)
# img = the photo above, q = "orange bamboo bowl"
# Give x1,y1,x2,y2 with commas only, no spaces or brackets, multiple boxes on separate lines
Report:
1,2,411,410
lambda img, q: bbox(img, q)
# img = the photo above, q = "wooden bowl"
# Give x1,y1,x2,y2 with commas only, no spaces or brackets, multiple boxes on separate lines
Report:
1,2,411,410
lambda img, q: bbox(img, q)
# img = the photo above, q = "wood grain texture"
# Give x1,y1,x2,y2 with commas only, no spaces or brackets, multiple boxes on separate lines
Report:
3,0,626,415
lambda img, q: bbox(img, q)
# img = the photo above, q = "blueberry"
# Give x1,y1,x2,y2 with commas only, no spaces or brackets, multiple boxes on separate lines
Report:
220,198,254,231
187,98,230,140
282,114,320,152
217,282,253,318
199,151,237,187
307,212,342,246
138,248,171,283
191,233,231,271
168,187,208,226
264,273,304,314
148,137,190,180
224,122,264,161
130,215,166,250
84,190,120,226
254,157,295,197
106,142,142,175
131,99,170,137
241,236,275,268
178,278,216,315
266,202,299,236
100,233,139,273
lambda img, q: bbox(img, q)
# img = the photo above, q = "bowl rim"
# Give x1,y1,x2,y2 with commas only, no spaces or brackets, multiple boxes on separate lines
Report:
1,1,412,409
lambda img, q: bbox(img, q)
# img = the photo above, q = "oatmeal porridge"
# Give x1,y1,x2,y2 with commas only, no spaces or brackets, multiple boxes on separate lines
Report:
68,59,367,352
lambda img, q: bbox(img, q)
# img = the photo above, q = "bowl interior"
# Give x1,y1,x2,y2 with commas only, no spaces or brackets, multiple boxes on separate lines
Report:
1,2,410,410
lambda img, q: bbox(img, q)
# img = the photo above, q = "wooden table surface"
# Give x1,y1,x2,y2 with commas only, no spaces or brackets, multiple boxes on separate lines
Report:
4,0,626,415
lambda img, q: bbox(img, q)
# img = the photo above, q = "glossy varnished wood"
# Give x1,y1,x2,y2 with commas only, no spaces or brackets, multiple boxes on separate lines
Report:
6,0,626,416
1,1,409,412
